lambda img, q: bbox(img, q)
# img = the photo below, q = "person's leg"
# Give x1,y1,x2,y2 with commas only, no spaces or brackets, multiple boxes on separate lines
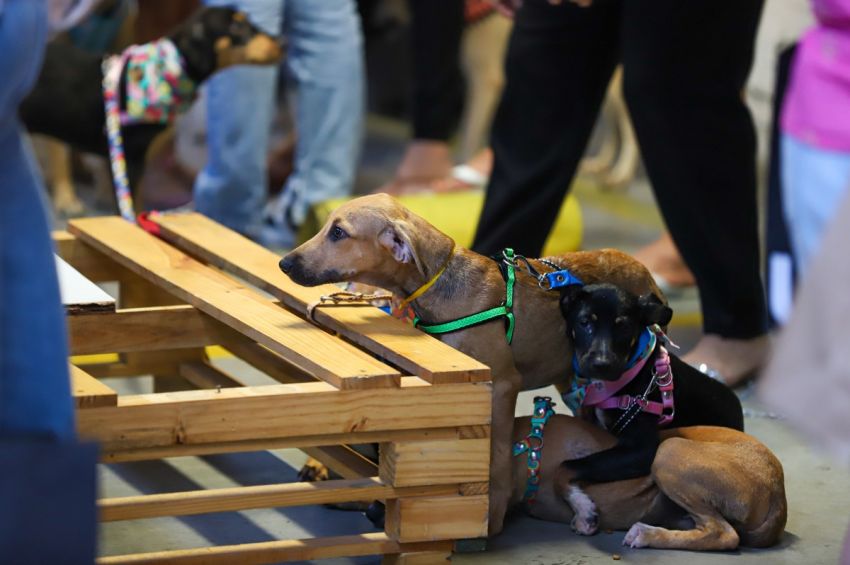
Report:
622,0,768,383
0,0,74,439
472,0,621,257
781,135,850,277
379,0,465,192
193,0,282,236
266,0,364,238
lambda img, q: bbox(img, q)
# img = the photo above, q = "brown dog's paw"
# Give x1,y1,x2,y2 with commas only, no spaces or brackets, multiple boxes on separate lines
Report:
623,522,657,548
567,485,599,536
298,457,330,482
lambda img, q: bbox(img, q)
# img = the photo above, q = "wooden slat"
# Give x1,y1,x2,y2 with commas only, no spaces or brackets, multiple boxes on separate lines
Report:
301,445,378,479
57,255,115,314
385,495,489,542
150,213,490,384
69,305,226,355
382,551,451,564
76,381,491,451
54,231,126,281
219,338,315,384
68,216,400,390
71,365,117,408
178,361,245,389
97,426,473,463
380,439,490,487
98,533,453,565
99,477,453,521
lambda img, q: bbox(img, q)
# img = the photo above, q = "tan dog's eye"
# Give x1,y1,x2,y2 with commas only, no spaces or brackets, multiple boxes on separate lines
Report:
329,225,348,242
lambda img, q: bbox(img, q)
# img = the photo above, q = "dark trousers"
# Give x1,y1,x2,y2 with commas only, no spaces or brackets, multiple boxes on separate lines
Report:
408,0,465,140
472,0,767,338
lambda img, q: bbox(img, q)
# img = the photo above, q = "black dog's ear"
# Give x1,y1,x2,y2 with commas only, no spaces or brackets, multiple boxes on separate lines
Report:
558,284,585,315
637,293,673,326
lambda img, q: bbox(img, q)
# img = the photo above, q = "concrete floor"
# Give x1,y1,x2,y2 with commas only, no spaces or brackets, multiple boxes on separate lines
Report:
77,117,850,564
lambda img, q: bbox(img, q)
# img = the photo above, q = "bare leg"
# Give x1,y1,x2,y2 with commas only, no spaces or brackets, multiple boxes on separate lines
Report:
47,139,84,216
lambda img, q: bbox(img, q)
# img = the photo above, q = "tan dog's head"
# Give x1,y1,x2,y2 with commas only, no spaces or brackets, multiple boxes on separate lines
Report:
279,194,431,291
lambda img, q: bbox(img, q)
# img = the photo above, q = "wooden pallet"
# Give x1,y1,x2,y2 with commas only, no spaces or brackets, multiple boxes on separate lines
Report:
57,213,492,565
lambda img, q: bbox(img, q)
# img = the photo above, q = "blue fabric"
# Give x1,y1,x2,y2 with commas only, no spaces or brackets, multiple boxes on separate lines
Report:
781,134,850,276
196,0,364,236
0,0,75,439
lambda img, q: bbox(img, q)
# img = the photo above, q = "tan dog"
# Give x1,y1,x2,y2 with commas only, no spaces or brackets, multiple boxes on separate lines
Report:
279,193,662,535
513,415,787,550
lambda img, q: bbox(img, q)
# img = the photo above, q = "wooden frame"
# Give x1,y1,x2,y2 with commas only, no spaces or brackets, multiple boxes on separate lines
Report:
58,213,491,565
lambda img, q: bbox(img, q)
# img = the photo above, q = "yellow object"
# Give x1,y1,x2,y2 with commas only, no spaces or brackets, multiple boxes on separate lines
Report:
397,242,455,311
303,189,583,255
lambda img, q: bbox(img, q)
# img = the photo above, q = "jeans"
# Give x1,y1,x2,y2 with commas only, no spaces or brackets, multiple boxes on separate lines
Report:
782,134,850,276
195,0,364,238
0,0,75,439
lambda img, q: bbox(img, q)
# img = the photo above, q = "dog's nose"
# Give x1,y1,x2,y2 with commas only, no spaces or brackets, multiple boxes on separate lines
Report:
589,355,615,374
279,256,294,274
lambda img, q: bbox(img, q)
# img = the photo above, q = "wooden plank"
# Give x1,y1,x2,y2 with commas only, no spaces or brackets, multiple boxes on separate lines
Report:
69,305,228,355
301,445,378,479
70,365,117,408
99,477,454,522
98,533,453,565
97,426,473,463
178,361,245,389
150,213,490,385
76,381,492,452
385,495,489,543
380,439,490,487
57,255,115,314
68,216,400,390
219,338,315,384
54,231,126,281
382,552,451,565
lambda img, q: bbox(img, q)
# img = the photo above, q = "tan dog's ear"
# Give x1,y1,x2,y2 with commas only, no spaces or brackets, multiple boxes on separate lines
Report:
378,221,425,276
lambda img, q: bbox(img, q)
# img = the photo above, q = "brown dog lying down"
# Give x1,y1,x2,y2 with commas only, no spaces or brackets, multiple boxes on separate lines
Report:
512,414,787,550
279,193,662,535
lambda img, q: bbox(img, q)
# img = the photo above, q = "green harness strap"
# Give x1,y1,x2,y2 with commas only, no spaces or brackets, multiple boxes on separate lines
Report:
413,248,517,344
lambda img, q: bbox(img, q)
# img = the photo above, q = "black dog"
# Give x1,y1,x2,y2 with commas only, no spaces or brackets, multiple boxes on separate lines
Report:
20,7,280,204
558,283,744,485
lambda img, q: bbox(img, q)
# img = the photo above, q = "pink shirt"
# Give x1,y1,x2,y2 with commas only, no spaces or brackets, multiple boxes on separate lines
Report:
781,0,850,151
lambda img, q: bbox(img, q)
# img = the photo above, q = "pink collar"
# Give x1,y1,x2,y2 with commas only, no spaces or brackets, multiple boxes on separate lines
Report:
581,333,676,427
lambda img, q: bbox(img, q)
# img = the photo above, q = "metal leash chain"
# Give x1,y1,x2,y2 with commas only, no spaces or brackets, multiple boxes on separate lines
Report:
306,290,393,322
610,372,660,435
501,252,580,290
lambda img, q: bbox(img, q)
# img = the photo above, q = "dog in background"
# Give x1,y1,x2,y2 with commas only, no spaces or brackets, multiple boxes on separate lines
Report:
278,193,663,535
511,413,786,550
20,7,280,212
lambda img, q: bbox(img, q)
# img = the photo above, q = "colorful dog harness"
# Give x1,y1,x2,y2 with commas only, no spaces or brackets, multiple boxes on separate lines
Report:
102,38,196,222
512,396,556,504
564,325,676,434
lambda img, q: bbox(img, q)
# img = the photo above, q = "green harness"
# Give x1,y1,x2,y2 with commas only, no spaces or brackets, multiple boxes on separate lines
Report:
413,248,518,344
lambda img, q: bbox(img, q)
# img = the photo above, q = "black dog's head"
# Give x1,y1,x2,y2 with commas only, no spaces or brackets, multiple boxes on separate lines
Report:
170,7,281,83
560,283,672,381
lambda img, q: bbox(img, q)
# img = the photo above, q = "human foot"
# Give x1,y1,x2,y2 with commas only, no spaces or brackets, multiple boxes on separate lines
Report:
378,140,453,195
682,334,770,388
633,233,696,291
